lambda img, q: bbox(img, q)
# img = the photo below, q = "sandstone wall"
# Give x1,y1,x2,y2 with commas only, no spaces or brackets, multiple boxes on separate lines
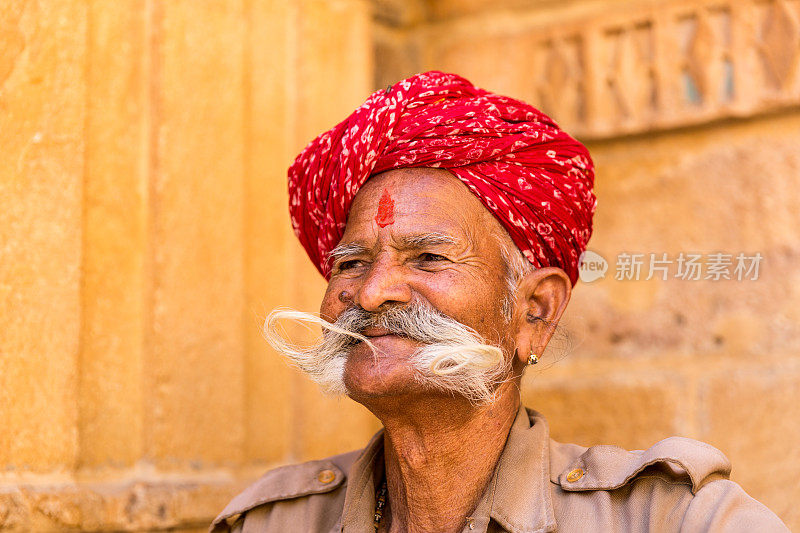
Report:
1,1,377,530
2,0,798,530
374,0,800,528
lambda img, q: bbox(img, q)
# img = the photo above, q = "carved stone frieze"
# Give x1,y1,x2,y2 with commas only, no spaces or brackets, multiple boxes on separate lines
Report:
525,0,800,138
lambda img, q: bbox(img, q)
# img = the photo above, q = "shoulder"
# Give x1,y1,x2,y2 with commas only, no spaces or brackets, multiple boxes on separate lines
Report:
549,435,731,494
210,448,361,532
548,436,789,531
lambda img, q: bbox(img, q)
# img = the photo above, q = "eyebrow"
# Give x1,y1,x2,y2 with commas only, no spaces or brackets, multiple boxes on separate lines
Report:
399,232,458,248
328,232,459,262
328,242,370,262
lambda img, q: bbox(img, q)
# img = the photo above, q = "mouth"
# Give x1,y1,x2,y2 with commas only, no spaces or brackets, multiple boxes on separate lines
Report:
361,326,396,338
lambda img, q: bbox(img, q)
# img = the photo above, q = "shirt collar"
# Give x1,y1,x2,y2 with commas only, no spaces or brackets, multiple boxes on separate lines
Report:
340,429,385,532
480,404,557,533
339,404,556,533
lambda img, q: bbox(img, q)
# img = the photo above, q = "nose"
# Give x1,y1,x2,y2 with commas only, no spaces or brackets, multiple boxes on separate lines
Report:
355,254,412,312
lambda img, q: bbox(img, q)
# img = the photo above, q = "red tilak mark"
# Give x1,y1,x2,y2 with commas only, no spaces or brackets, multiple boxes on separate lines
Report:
375,189,395,228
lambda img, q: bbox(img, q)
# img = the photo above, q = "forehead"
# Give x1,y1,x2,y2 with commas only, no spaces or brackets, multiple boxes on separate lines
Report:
342,168,495,242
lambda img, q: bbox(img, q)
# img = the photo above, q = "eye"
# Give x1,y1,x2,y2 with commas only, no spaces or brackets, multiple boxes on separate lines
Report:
331,256,372,277
337,259,364,271
418,252,448,263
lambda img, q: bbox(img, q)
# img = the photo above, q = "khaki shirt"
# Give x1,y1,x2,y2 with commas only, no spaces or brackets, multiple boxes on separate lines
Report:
211,406,788,532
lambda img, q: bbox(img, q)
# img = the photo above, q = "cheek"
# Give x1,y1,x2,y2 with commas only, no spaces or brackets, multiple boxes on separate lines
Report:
320,283,347,322
416,270,506,328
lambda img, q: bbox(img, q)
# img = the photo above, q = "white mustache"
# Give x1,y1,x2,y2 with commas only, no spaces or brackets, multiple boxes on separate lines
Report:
263,302,509,404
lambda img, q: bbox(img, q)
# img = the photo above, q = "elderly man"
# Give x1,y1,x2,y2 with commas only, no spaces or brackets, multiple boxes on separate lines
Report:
211,72,787,532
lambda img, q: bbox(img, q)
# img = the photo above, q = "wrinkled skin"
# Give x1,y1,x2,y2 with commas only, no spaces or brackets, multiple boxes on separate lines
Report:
319,168,572,533
321,167,514,401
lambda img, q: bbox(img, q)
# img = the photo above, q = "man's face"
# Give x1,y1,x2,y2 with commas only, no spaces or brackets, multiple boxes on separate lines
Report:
319,168,514,401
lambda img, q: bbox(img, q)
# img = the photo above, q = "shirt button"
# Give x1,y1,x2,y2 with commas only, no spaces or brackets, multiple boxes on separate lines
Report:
566,468,585,482
318,469,336,484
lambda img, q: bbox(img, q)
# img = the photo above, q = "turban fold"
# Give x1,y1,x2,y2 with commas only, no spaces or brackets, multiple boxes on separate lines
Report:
288,71,596,284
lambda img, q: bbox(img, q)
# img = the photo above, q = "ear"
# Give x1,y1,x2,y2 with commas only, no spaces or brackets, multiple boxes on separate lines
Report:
511,267,572,366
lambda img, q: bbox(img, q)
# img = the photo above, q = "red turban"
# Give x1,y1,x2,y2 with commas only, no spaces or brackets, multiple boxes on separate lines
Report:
288,71,596,284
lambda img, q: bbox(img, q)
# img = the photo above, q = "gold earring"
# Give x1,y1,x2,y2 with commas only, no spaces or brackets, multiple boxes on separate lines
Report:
527,352,539,365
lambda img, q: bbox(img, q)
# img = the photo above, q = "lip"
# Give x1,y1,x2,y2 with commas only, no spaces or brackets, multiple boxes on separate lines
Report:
361,326,394,338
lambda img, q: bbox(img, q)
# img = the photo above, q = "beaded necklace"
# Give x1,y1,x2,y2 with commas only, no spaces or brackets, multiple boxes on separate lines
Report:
373,479,388,531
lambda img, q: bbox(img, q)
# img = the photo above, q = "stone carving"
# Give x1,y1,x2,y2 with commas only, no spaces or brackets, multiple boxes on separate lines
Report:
528,0,800,138
760,0,800,91
536,37,584,127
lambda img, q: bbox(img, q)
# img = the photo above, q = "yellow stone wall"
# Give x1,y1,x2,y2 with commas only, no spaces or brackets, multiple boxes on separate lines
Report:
1,0,798,530
1,1,378,530
373,0,800,529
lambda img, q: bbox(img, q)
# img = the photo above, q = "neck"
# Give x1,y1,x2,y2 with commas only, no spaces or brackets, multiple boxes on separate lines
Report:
368,383,520,533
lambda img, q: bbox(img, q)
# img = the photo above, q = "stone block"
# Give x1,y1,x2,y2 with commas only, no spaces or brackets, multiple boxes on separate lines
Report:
415,0,800,137
373,25,420,90
422,30,517,98
294,0,373,150
701,367,800,530
243,0,296,465
0,0,85,471
522,375,685,451
0,479,246,531
146,0,246,466
372,0,427,28
79,0,148,469
549,113,800,361
278,0,381,463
